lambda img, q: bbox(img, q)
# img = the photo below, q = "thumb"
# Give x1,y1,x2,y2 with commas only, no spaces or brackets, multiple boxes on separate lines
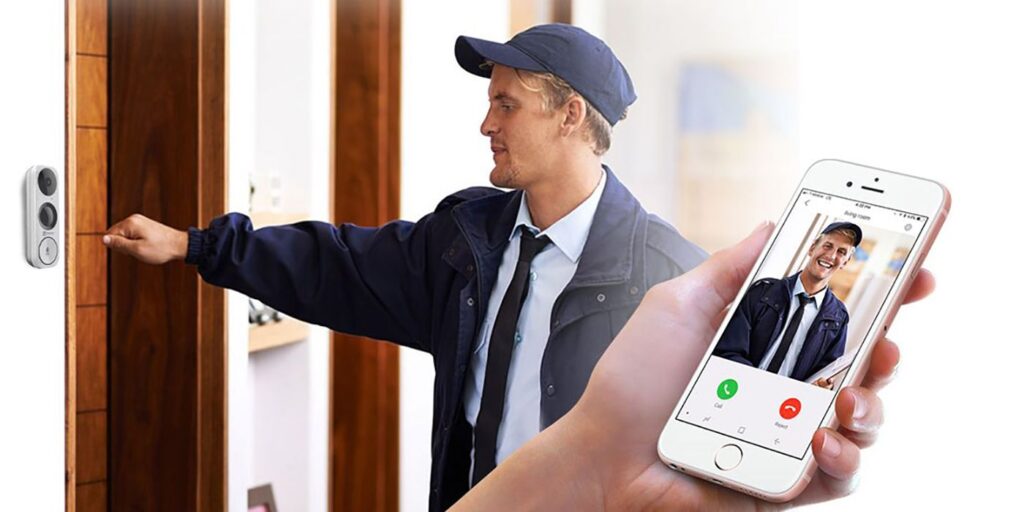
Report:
103,233,139,253
682,221,774,321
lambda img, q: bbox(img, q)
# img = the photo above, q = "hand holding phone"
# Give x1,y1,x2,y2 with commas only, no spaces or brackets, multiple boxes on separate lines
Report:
454,213,936,511
658,159,949,500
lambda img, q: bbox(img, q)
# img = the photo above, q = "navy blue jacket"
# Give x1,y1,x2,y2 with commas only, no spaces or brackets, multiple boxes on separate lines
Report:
713,273,849,382
185,168,706,510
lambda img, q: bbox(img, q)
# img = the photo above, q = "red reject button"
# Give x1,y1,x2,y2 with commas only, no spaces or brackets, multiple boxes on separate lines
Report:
779,398,801,420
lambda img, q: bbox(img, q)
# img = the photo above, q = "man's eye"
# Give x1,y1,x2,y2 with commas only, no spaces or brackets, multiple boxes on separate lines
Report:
501,104,514,111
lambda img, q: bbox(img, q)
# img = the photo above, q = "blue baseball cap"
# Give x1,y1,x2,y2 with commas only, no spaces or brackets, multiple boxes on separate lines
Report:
821,221,863,247
455,23,637,126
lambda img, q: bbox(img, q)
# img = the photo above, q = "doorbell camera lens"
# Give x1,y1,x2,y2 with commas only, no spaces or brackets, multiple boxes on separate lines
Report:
37,167,57,196
39,202,58,230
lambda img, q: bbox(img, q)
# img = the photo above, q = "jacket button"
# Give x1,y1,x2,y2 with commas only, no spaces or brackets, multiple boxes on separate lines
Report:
466,264,474,273
447,248,456,257
596,293,606,303
546,384,556,396
629,286,639,296
467,298,475,306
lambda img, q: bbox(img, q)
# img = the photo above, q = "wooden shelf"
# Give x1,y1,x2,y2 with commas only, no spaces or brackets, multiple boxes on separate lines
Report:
249,318,309,353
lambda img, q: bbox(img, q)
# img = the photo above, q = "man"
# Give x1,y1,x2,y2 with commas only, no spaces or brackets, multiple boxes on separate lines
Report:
104,24,705,510
714,221,862,387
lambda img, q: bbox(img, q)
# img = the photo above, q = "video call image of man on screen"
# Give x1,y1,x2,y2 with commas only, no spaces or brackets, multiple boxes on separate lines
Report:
713,221,862,390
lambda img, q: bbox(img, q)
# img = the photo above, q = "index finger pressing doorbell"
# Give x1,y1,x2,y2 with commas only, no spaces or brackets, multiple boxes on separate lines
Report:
25,165,61,268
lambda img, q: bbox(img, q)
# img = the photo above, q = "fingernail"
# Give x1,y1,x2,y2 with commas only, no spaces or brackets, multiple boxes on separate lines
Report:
102,235,110,245
851,389,868,421
821,431,841,458
751,220,772,234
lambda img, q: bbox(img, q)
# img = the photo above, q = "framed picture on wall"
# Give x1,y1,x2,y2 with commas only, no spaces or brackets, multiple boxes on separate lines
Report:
248,484,278,512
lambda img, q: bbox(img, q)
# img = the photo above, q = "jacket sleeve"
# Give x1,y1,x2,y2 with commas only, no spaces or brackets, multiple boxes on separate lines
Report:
186,212,435,352
712,288,757,366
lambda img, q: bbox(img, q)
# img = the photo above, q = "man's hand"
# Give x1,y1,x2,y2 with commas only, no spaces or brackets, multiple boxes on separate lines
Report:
456,222,936,510
103,214,188,265
813,376,836,390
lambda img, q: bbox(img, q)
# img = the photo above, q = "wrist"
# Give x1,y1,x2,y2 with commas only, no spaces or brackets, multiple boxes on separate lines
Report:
175,229,189,261
559,409,611,500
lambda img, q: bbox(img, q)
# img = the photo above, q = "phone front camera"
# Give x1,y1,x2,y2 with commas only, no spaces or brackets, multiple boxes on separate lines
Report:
846,181,853,187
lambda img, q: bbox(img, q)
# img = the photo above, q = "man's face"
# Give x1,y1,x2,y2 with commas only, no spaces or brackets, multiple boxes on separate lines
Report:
804,233,855,283
480,64,562,189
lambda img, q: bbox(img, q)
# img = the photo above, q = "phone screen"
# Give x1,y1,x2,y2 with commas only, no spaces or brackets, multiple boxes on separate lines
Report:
676,189,928,459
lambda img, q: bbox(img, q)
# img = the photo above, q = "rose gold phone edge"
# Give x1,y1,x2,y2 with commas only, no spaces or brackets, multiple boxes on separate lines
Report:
657,159,951,502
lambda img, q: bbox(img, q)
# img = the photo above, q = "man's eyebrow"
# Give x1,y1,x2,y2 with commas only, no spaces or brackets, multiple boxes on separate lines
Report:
491,92,518,102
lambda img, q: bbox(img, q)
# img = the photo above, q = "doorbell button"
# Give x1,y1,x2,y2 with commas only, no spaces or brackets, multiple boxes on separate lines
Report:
39,237,58,265
714,444,743,471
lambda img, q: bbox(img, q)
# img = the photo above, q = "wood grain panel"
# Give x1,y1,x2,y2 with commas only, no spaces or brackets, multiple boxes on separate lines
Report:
77,0,108,55
77,411,107,483
76,481,107,512
66,0,78,503
66,1,79,506
77,55,107,127
330,1,401,510
76,306,107,411
75,128,107,233
196,0,227,508
110,0,225,510
76,234,107,305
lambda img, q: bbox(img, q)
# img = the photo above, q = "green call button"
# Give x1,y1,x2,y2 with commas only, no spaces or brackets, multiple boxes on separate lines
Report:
717,379,738,400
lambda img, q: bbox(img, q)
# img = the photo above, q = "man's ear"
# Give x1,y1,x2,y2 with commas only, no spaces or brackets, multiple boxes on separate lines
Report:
561,96,587,137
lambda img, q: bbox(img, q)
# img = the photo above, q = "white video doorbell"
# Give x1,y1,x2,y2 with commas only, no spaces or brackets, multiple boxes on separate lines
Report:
25,165,61,268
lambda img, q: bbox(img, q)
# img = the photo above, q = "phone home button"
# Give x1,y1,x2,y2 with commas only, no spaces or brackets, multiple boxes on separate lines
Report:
714,444,743,471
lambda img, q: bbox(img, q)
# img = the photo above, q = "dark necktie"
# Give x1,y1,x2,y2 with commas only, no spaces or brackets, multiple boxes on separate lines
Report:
767,293,815,375
472,227,550,485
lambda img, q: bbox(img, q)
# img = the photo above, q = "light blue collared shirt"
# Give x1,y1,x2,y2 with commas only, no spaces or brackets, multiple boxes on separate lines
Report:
757,276,824,378
464,170,607,475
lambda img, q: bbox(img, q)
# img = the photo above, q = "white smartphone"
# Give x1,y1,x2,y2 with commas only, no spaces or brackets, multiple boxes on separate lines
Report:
657,159,950,501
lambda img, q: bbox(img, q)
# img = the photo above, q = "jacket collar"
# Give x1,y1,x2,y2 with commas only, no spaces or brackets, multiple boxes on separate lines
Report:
782,272,843,321
451,165,645,287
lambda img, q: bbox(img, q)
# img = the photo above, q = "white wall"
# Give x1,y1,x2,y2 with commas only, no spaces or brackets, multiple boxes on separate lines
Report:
400,1,509,510
0,2,65,508
602,0,1022,507
797,1,1022,508
228,0,331,511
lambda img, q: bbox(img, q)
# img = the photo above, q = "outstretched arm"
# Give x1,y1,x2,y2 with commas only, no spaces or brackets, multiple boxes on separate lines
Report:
104,212,436,351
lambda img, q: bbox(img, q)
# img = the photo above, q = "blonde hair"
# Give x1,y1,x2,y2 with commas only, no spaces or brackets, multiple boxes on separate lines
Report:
483,61,624,156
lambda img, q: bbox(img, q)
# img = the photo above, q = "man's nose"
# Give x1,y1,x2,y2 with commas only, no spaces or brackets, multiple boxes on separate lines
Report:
480,110,498,136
